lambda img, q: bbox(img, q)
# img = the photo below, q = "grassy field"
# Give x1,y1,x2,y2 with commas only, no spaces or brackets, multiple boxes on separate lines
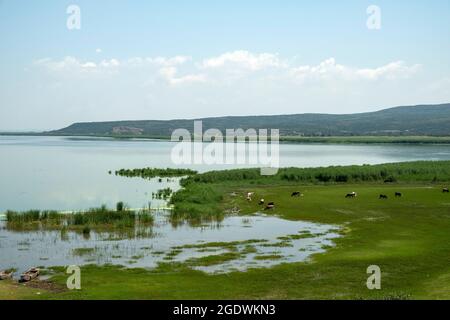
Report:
2,161,450,299
2,181,450,300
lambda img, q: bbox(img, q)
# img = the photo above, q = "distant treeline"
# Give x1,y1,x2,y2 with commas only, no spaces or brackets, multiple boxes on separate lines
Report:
115,167,197,179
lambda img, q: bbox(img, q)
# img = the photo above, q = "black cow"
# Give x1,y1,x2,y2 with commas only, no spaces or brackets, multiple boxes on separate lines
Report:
264,204,275,210
291,191,301,197
258,199,265,205
379,194,388,199
443,188,449,193
345,193,356,198
395,192,402,197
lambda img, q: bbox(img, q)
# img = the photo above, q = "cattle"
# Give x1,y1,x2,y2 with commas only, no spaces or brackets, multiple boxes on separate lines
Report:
379,194,388,199
395,192,402,197
291,191,301,197
258,199,265,205
264,205,275,210
443,188,449,193
267,202,275,206
345,192,357,198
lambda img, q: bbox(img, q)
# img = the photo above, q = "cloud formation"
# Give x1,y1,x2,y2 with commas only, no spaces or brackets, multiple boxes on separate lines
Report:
34,51,421,87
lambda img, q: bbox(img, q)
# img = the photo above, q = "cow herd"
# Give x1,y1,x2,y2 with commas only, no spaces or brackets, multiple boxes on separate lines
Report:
347,188,449,200
243,187,449,211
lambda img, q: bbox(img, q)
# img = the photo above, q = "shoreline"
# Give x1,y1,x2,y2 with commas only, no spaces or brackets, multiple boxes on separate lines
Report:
2,133,450,145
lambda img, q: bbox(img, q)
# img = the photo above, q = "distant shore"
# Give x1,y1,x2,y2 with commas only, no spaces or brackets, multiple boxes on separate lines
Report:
2,132,450,145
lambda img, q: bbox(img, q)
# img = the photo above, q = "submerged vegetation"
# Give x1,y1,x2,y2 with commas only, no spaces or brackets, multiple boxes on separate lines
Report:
4,203,154,231
152,187,173,200
115,167,197,179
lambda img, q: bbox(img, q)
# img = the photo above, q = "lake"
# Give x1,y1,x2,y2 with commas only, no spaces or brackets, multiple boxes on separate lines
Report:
1,135,450,212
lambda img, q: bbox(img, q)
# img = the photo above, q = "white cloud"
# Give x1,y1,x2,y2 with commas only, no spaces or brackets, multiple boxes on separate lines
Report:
159,66,206,85
7,51,441,130
291,58,420,82
127,56,191,67
35,53,420,84
356,61,421,80
202,50,286,71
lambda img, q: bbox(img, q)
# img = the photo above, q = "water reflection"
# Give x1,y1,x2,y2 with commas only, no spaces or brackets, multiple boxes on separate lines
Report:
2,135,450,212
0,212,340,274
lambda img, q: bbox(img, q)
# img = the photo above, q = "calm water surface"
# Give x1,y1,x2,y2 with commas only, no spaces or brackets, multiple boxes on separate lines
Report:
1,135,450,212
1,135,449,274
0,212,340,274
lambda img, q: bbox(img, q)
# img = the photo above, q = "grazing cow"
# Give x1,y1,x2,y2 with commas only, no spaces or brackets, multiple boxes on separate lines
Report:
267,202,275,206
345,192,357,198
395,192,402,197
291,191,301,197
379,194,388,199
443,188,449,193
264,204,275,210
258,199,265,205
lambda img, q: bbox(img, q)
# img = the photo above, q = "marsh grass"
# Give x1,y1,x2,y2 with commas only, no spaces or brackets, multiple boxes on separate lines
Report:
4,203,154,232
115,167,197,179
72,247,95,256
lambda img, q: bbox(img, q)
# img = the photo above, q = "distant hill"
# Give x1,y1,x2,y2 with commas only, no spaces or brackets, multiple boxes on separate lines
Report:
48,103,450,137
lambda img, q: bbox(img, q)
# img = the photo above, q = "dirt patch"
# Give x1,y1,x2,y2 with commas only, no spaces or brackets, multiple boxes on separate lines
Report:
24,279,67,293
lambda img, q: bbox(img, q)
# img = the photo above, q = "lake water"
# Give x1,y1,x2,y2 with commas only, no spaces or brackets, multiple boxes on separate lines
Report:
0,212,340,275
1,135,450,275
1,135,450,212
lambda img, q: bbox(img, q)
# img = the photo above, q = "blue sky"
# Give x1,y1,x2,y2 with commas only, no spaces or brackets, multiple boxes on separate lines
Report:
1,0,449,130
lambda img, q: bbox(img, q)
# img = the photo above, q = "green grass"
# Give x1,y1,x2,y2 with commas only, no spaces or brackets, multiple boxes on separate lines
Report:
172,161,450,217
7,183,446,300
3,161,450,300
280,135,450,144
115,167,197,179
4,203,154,231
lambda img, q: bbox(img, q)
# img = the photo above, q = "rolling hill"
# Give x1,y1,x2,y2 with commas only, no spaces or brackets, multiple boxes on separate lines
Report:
48,103,450,137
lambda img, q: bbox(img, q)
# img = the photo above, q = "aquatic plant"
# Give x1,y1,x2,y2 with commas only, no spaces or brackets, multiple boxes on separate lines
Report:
152,187,173,200
114,167,197,179
4,204,154,231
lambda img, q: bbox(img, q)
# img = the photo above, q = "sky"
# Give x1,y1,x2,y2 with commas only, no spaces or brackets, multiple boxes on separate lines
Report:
0,0,449,131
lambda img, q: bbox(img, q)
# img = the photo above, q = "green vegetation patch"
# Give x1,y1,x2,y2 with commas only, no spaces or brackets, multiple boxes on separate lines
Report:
72,248,95,256
186,252,242,267
115,167,197,179
4,203,154,232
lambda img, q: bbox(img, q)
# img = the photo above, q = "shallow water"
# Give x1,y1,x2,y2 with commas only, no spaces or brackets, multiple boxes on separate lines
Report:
1,135,450,212
0,212,340,275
